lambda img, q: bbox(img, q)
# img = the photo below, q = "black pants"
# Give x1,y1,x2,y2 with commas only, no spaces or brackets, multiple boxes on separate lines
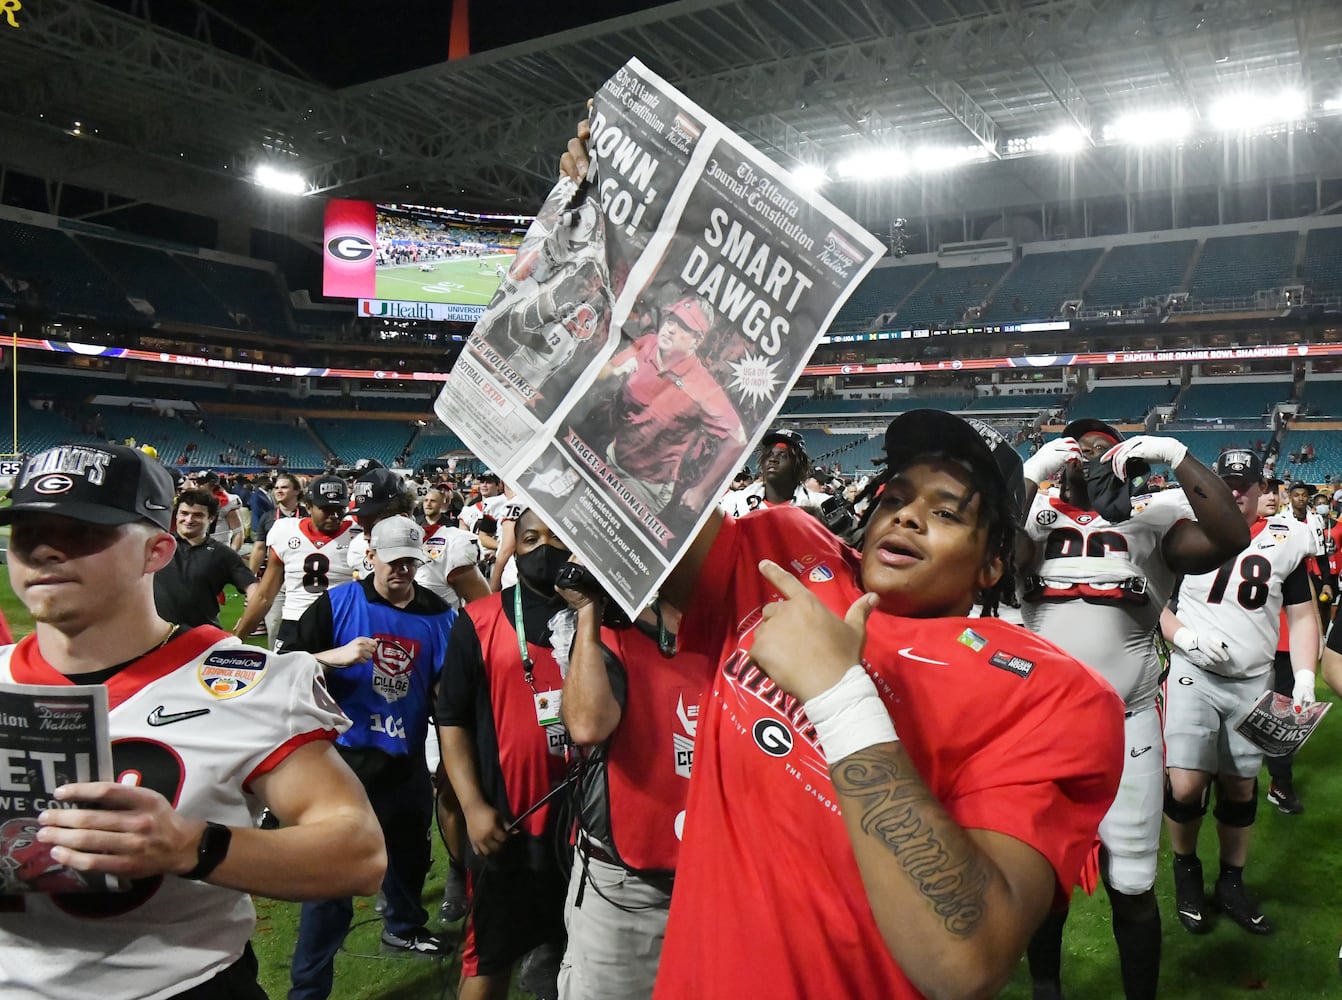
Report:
1268,650,1296,785
174,943,267,1000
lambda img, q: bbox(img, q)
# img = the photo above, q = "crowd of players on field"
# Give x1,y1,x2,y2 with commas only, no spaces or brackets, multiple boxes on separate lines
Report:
1,411,1331,1000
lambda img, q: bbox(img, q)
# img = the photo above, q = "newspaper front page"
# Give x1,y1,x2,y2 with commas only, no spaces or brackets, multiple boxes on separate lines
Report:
0,682,122,893
436,58,885,615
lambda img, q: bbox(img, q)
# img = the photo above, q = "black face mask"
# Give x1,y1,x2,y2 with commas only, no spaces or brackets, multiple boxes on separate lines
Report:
1082,458,1150,523
516,544,572,594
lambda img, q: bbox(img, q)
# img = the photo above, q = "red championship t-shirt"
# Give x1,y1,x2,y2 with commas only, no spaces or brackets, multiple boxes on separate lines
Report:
658,507,1124,1000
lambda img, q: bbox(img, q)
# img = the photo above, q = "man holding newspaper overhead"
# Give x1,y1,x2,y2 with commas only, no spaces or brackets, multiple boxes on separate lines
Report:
0,443,385,1000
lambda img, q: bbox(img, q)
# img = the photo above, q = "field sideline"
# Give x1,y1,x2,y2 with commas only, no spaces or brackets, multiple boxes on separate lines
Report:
1,570,1340,997
375,254,512,306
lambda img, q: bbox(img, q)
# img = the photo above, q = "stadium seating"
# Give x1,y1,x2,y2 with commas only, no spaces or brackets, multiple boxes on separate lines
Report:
782,397,882,414
1068,383,1178,423
0,219,139,320
313,420,418,468
404,428,472,470
1177,381,1293,420
94,410,225,466
1300,381,1342,417
1186,232,1299,303
77,238,237,329
892,263,1010,328
830,263,935,330
204,417,330,469
980,250,1102,322
1147,429,1262,469
0,406,103,455
1301,228,1342,296
1276,427,1342,482
177,257,291,335
966,393,1066,412
1083,241,1195,309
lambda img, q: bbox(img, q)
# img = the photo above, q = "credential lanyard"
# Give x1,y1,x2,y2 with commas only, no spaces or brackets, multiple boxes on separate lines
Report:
513,585,537,690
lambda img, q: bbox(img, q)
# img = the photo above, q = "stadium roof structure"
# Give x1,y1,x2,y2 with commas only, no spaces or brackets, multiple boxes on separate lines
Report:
3,0,1341,240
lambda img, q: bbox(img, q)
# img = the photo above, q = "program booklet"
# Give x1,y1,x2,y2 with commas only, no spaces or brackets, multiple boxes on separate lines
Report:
0,682,124,893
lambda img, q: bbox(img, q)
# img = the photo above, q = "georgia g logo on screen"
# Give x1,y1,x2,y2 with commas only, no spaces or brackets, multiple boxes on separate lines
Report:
326,235,374,262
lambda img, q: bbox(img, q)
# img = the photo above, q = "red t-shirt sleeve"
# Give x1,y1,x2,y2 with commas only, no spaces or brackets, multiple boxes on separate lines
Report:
946,667,1124,902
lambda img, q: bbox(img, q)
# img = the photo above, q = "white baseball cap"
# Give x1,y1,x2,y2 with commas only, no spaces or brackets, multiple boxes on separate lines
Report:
369,515,425,565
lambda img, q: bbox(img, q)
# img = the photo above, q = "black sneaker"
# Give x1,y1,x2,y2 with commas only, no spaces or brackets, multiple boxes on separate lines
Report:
1172,857,1212,935
1267,782,1304,815
518,941,562,1000
439,866,468,923
380,927,449,958
1214,877,1273,935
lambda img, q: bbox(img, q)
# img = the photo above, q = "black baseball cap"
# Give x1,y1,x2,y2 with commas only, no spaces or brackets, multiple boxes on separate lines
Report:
0,444,175,531
882,410,1027,519
761,428,809,461
352,468,408,516
1212,450,1264,482
1062,418,1124,445
307,474,351,509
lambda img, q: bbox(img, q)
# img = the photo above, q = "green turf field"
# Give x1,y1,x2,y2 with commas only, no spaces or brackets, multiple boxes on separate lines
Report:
3,561,1341,997
375,256,511,306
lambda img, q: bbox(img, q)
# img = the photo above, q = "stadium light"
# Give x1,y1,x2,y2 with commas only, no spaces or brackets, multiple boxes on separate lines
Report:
836,150,909,181
1326,96,1342,112
253,164,308,195
1102,109,1191,145
1209,90,1308,131
790,164,828,192
1006,127,1087,156
912,144,993,172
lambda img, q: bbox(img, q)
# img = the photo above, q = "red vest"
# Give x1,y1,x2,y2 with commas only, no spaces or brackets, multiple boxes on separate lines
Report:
600,627,713,873
467,593,569,837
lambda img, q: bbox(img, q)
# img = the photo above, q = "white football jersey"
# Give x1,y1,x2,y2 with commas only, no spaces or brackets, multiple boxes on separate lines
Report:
209,492,242,547
266,517,356,622
718,483,830,518
1172,515,1315,678
1303,508,1327,557
0,628,349,1000
1019,490,1188,707
417,523,482,607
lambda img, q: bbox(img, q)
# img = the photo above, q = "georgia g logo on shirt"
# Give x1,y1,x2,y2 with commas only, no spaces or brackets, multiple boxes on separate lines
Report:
752,717,793,757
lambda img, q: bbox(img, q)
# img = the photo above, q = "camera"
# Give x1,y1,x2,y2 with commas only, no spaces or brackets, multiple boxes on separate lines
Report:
819,494,858,536
555,563,632,629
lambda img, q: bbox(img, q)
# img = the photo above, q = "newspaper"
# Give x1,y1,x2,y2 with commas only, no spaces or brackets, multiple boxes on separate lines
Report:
435,57,885,616
0,682,122,893
1235,691,1330,758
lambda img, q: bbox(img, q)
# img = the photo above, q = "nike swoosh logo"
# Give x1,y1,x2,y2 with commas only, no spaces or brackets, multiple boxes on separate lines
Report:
145,500,170,511
1251,915,1264,925
147,706,211,727
1179,909,1202,921
899,647,950,666
1131,746,1153,757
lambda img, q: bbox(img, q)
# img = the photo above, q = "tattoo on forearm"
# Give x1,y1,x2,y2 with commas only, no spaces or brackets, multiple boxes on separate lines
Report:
831,750,989,937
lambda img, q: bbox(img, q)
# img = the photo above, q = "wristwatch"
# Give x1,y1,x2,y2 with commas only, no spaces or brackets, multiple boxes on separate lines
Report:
182,822,232,881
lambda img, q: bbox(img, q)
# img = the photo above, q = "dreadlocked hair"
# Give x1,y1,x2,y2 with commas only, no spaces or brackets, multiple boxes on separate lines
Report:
846,453,1020,618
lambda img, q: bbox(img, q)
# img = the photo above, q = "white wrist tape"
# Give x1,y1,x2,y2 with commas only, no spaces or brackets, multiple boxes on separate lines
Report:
803,665,899,765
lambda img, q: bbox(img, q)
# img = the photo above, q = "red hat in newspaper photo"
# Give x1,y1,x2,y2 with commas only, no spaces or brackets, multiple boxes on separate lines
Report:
665,295,714,337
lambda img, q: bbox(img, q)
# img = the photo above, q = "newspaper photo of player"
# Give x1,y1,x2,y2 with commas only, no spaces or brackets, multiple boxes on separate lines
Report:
467,187,615,420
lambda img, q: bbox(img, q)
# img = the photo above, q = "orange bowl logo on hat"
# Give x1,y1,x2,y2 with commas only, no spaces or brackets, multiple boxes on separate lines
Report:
31,474,74,495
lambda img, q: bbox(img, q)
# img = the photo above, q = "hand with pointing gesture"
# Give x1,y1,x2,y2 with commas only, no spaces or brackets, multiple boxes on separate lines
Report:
749,560,878,703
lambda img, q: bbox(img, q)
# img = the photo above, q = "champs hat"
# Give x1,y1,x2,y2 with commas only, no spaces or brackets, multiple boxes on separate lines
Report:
308,474,350,509
1062,418,1123,445
882,410,1027,519
761,428,809,462
352,468,407,517
0,444,174,531
369,515,426,565
1213,450,1264,482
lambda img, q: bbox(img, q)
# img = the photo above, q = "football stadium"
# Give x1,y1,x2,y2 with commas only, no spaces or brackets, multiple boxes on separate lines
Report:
3,0,1342,997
